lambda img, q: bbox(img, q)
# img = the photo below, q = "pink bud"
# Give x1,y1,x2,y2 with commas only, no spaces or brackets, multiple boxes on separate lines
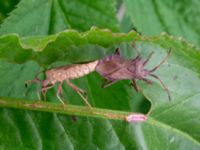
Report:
125,114,148,123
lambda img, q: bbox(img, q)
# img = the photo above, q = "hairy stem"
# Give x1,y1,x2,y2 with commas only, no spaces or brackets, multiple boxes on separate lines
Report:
0,98,145,122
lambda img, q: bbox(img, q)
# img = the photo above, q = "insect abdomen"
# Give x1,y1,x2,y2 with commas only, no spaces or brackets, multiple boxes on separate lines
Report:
65,60,99,79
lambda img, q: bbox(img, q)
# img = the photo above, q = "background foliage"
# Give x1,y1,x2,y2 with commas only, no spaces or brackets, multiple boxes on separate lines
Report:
0,0,200,149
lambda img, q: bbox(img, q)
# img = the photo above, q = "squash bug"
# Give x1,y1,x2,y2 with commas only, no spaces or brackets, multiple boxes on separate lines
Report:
96,47,171,101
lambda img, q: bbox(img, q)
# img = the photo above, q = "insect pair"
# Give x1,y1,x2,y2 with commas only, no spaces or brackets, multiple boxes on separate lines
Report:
26,45,171,107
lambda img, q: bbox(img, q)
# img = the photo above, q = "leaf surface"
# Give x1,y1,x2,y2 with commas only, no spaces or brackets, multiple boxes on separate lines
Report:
0,28,200,149
0,0,119,36
124,0,200,47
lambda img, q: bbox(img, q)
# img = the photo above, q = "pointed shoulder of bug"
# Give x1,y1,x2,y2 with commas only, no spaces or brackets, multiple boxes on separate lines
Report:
96,48,127,75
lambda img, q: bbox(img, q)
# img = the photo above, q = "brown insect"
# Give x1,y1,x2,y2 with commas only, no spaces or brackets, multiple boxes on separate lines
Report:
26,60,99,107
96,47,172,101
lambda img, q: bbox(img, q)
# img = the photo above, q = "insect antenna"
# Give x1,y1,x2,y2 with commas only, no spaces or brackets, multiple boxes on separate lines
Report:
150,74,171,101
131,42,140,56
114,48,120,55
25,70,44,87
25,79,41,88
143,51,155,66
150,48,171,73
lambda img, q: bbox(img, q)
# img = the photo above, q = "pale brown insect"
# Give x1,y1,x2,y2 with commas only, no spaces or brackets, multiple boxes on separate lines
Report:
26,60,99,107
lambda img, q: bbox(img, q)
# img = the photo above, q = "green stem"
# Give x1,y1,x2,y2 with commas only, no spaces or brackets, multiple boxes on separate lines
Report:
0,98,139,121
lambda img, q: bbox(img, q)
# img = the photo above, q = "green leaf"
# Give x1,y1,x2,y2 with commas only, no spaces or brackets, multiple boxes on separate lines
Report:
0,0,20,23
0,0,119,36
0,27,137,65
124,0,200,47
0,28,200,149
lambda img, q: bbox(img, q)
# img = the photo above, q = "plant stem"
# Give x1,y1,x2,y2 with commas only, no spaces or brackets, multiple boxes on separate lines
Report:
0,98,141,121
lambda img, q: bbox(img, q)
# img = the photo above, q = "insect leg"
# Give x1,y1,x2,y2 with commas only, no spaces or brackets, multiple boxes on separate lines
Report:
102,79,117,88
66,79,92,108
130,79,140,92
36,88,42,101
150,48,171,72
143,51,154,66
150,74,171,101
56,82,65,105
37,85,54,101
66,79,85,94
77,91,92,108
142,78,153,85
